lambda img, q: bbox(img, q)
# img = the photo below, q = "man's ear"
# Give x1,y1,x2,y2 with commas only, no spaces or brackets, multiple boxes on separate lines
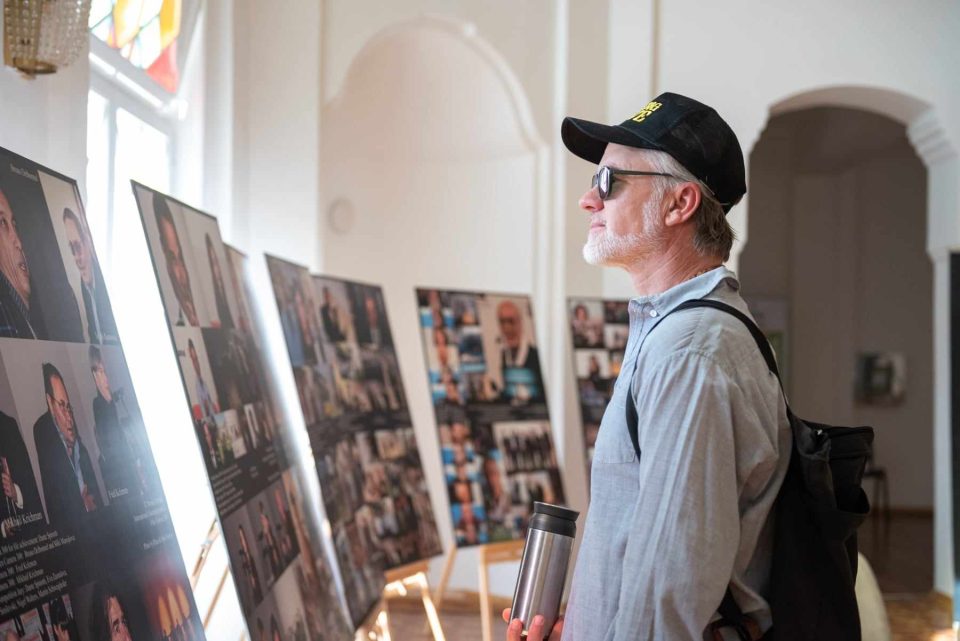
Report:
663,183,702,227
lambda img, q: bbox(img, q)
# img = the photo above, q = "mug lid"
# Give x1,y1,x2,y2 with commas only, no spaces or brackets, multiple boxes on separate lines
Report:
533,502,579,522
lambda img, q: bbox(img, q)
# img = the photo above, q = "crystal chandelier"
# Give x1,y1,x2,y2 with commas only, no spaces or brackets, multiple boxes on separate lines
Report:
3,0,92,76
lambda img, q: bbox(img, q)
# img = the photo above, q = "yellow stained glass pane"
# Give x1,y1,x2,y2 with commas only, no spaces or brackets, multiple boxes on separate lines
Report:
113,0,146,49
158,0,181,48
89,0,184,92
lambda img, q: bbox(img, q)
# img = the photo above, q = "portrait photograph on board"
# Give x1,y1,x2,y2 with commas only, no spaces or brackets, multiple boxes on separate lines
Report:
567,297,629,471
416,288,564,547
0,147,203,640
133,184,352,640
267,256,442,626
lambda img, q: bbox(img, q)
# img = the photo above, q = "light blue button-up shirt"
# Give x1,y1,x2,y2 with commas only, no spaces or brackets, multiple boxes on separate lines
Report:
562,267,791,641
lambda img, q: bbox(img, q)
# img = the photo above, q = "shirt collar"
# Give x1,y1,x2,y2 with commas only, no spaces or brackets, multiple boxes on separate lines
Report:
628,266,739,321
54,419,82,470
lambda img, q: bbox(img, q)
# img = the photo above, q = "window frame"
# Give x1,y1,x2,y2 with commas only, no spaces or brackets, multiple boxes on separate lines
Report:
87,37,178,268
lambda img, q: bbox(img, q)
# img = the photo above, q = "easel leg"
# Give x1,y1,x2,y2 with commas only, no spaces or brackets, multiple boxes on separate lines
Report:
386,561,446,641
377,609,392,641
416,572,446,641
433,547,457,612
423,547,457,635
356,600,388,641
479,548,492,641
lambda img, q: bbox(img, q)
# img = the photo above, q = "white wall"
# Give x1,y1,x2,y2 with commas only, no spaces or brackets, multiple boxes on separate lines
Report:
741,108,933,511
0,41,88,189
192,0,324,262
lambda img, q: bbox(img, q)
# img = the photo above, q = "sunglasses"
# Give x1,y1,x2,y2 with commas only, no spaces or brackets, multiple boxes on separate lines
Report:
590,165,677,200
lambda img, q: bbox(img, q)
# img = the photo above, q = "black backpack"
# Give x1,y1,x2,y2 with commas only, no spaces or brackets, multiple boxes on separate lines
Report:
624,299,873,641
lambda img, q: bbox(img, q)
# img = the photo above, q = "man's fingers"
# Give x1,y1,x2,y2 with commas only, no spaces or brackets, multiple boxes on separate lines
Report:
526,615,545,640
548,616,564,641
504,613,556,640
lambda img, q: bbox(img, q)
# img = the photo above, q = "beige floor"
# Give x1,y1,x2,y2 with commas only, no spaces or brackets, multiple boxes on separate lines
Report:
386,605,508,641
388,595,954,641
860,512,953,640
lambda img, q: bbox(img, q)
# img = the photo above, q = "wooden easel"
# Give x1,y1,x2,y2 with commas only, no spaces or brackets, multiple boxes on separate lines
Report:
357,560,446,641
383,560,446,641
430,540,525,641
356,600,389,641
189,519,234,630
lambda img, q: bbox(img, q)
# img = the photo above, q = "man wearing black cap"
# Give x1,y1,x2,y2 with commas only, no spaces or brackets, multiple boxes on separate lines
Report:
505,94,790,640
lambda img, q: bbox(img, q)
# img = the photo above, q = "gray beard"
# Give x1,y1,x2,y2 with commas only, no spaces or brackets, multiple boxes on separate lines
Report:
582,199,665,267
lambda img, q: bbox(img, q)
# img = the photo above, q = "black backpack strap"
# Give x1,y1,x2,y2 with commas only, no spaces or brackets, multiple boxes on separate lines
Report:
624,298,778,641
671,299,782,382
625,377,642,461
624,298,784,461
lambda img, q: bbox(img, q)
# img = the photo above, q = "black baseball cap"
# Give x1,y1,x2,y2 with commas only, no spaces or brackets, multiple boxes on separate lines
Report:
561,92,746,213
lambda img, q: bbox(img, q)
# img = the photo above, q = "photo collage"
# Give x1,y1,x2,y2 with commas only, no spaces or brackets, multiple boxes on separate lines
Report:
221,469,350,641
416,289,565,547
133,186,352,640
266,257,442,627
0,147,202,639
568,298,629,471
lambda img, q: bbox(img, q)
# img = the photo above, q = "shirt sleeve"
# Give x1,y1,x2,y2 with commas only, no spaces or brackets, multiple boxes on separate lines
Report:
606,349,747,641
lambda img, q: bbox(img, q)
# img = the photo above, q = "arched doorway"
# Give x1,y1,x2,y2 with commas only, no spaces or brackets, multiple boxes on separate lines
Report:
741,104,934,601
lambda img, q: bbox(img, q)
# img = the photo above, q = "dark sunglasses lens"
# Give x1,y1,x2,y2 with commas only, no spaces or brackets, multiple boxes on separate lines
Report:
599,168,610,199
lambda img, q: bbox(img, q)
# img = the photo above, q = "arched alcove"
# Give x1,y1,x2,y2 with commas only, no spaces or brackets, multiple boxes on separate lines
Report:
740,84,958,599
742,105,932,590
319,15,551,597
319,14,548,304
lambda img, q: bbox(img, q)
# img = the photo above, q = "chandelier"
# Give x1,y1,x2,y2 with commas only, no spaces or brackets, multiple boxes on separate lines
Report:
3,0,92,76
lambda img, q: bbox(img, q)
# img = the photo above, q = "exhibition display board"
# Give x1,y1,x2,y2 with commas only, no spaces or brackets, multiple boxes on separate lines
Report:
415,289,564,547
265,257,442,628
132,185,352,641
0,148,203,640
567,297,629,472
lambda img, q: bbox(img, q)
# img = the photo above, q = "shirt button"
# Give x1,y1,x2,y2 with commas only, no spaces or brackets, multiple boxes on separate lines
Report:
650,309,659,317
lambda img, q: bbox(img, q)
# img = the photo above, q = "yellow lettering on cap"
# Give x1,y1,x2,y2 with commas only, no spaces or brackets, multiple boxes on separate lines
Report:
630,101,663,124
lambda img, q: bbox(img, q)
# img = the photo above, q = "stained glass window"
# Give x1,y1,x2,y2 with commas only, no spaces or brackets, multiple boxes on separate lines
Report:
89,0,183,93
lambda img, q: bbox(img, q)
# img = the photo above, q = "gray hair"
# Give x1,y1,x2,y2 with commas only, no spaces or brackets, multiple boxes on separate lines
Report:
640,149,735,262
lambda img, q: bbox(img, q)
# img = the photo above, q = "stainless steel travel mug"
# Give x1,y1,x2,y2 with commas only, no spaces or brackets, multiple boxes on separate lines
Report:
509,502,580,637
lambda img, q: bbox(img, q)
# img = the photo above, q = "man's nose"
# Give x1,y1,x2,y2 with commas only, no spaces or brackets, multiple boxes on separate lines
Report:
579,186,603,213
